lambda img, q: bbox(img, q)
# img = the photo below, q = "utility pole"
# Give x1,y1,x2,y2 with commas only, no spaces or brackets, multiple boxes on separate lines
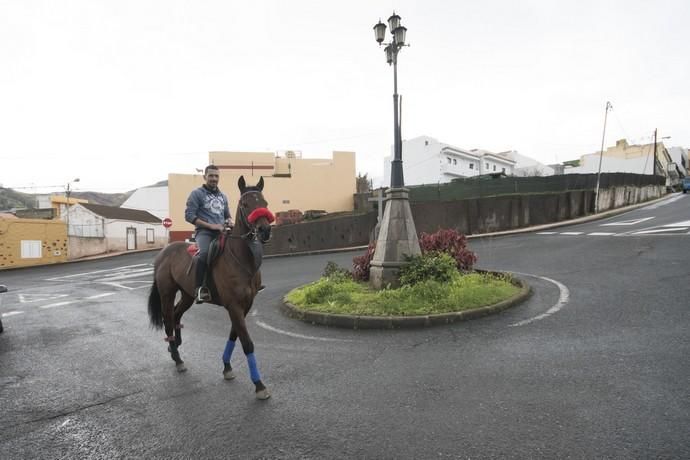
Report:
594,101,612,214
653,128,658,176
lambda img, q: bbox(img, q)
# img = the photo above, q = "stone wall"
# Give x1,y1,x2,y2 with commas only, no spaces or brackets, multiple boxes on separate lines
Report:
264,185,664,256
68,236,107,260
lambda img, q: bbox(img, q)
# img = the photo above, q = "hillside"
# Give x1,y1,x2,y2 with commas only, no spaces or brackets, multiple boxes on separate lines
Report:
0,180,167,211
0,187,35,210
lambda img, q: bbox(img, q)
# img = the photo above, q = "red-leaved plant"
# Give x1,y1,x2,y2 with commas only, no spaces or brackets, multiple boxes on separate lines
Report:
352,242,376,282
418,228,477,271
352,229,477,281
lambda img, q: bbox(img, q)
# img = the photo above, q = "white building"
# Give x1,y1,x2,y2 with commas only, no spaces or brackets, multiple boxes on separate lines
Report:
564,154,655,175
507,150,556,176
121,185,169,219
667,147,688,176
63,203,165,259
383,136,516,186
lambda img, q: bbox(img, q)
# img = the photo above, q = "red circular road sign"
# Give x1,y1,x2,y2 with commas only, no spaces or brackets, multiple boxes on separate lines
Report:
163,217,173,228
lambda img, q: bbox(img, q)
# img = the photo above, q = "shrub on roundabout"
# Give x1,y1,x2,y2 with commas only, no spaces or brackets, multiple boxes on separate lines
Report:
286,229,521,317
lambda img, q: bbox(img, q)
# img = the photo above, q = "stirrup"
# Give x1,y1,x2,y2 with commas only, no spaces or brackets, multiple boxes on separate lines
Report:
196,287,211,303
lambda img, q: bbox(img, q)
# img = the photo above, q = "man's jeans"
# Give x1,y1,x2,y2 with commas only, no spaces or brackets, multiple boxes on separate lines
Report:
195,229,220,290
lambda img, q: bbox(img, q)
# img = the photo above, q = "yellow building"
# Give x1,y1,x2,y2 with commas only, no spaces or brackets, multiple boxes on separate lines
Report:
0,217,68,269
168,150,356,241
51,194,89,218
602,139,672,167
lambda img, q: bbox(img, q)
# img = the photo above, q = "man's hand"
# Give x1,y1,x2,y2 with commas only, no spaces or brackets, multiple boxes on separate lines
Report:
209,223,224,232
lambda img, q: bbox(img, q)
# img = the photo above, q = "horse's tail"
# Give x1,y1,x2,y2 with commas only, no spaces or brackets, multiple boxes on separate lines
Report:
148,279,164,329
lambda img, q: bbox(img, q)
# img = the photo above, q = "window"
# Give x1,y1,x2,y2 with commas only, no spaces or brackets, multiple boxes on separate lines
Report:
21,240,42,259
485,162,489,169
146,228,155,243
502,167,506,173
493,165,496,171
447,157,452,164
453,159,457,165
469,163,474,170
282,199,290,204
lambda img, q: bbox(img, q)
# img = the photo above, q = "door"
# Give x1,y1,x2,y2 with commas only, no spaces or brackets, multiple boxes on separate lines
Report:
126,227,137,250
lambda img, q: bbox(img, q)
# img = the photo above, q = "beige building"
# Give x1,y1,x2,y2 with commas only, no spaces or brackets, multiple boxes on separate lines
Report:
0,217,68,269
565,139,674,176
168,150,356,241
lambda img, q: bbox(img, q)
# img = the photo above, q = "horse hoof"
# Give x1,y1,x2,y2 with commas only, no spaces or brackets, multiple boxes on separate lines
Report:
255,389,271,400
223,370,236,380
176,362,187,372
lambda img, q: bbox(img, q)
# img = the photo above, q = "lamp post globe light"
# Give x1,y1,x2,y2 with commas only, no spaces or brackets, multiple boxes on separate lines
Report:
369,12,421,290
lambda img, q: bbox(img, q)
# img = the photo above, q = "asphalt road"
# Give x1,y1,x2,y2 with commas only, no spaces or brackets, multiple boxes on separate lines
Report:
1,193,689,459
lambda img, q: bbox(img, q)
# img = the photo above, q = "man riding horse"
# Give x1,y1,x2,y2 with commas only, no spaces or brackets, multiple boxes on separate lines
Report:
185,164,233,303
149,175,274,399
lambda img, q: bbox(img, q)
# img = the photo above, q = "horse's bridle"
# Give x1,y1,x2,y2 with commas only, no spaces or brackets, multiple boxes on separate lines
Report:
230,190,271,242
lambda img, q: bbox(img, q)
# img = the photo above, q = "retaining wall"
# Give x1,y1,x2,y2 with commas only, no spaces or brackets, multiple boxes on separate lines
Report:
263,185,664,256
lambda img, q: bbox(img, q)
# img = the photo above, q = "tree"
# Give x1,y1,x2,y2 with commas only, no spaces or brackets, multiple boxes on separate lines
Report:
356,173,371,193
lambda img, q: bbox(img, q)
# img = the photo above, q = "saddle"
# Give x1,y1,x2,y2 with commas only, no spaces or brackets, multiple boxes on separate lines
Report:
185,231,264,303
187,232,264,272
186,233,227,263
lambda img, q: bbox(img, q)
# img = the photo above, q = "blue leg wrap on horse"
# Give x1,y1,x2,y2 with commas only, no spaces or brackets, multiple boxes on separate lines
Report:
222,339,236,363
246,353,261,383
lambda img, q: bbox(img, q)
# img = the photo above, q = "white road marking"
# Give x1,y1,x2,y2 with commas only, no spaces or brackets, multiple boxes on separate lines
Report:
587,232,616,236
641,194,684,210
508,272,570,327
40,301,78,309
98,281,151,290
560,232,583,235
18,293,69,303
86,292,116,299
255,320,353,342
2,311,24,317
44,264,150,281
662,220,690,227
632,227,688,235
59,419,71,428
536,232,557,235
95,269,154,282
601,217,654,226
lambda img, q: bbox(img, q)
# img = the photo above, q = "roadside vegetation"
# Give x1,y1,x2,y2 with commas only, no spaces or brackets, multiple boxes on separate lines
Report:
286,229,521,316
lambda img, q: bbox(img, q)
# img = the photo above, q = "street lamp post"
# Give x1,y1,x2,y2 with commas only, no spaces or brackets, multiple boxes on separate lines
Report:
652,129,671,177
65,177,80,234
369,12,421,289
374,13,407,187
594,101,612,214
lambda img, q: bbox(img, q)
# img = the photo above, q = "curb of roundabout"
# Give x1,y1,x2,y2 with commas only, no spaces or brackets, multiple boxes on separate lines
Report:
279,273,531,330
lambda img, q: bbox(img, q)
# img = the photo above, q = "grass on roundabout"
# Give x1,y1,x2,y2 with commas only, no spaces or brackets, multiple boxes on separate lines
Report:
285,271,522,317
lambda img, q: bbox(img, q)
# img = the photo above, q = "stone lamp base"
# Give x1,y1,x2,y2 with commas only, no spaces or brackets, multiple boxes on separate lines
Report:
369,188,421,289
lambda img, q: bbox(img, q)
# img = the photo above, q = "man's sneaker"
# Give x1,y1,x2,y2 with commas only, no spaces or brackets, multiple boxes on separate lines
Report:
257,285,266,293
195,287,211,304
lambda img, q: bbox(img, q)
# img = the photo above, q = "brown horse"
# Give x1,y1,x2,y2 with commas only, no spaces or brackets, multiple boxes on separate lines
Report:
147,176,274,400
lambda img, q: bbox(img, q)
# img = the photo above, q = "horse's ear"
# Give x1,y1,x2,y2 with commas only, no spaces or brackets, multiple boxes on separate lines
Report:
257,176,264,191
238,176,246,193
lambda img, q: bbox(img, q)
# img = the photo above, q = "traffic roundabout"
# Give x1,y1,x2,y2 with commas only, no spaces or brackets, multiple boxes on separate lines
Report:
280,271,531,329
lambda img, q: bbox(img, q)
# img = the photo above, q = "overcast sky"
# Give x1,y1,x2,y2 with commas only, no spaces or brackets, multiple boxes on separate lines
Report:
1,0,688,193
